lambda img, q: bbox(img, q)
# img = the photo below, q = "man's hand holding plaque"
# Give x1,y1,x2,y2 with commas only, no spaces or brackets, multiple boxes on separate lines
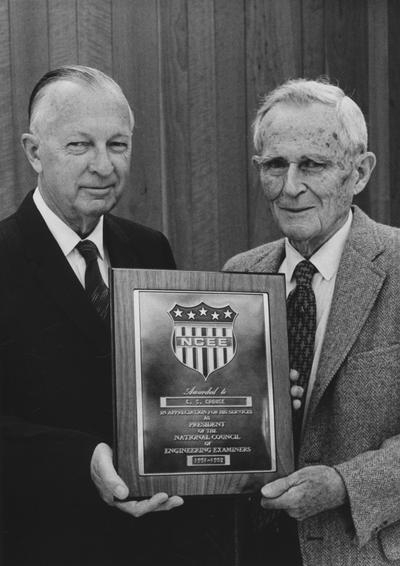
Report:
91,443,184,516
260,465,347,520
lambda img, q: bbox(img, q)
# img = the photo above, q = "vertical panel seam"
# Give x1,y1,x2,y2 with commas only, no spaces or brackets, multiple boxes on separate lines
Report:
243,0,252,249
46,0,50,70
186,0,193,253
76,0,80,64
242,0,250,251
367,0,389,223
7,0,16,129
323,0,328,76
6,0,18,202
156,0,169,237
300,0,304,76
110,0,114,75
212,0,220,267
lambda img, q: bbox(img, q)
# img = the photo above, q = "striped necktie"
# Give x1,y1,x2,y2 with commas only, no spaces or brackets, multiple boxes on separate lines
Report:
76,240,109,320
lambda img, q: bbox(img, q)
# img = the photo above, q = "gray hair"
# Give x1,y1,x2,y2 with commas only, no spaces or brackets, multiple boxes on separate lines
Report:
253,78,368,156
29,64,134,131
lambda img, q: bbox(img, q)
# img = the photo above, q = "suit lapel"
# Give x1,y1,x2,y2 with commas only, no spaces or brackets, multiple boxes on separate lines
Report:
246,240,286,273
16,193,109,352
306,207,386,423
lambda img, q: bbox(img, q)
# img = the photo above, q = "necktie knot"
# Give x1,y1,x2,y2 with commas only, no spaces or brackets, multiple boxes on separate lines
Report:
76,240,99,264
293,260,317,287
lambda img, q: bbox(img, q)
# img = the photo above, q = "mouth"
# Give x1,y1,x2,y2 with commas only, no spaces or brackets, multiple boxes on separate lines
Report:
280,206,314,213
80,185,115,193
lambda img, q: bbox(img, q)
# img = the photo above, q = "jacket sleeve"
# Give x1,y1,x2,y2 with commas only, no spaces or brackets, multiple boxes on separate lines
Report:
0,315,106,527
335,434,400,548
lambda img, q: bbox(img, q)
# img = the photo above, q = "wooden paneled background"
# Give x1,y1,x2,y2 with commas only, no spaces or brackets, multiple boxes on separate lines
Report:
0,0,399,270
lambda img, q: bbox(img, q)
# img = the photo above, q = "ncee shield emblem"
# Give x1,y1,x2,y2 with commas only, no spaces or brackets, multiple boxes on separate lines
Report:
168,302,237,380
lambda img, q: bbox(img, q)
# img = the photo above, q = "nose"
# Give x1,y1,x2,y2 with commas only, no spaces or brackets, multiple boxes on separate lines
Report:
282,163,306,197
88,147,114,177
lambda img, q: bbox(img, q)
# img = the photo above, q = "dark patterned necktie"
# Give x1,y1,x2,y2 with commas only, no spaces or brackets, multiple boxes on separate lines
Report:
251,260,318,532
76,240,110,320
287,260,317,451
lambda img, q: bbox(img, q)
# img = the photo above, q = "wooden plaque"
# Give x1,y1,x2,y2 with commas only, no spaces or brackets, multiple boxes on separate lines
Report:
111,269,293,497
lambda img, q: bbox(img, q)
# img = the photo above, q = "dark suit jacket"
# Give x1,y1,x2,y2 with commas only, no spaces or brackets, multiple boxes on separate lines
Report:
0,192,180,565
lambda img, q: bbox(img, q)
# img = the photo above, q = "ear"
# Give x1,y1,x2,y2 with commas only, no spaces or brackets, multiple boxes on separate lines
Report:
21,133,43,174
352,151,376,196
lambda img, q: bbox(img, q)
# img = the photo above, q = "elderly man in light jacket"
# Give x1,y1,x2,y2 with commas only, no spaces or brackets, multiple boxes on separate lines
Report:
225,78,400,566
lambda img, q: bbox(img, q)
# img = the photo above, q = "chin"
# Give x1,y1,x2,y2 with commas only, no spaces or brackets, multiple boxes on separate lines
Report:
280,223,315,242
87,196,117,216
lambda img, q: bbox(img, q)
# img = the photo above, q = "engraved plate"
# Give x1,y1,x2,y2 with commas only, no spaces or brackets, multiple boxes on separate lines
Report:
134,291,275,476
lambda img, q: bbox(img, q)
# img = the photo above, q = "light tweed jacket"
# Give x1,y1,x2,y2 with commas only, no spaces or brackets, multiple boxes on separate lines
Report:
224,206,400,566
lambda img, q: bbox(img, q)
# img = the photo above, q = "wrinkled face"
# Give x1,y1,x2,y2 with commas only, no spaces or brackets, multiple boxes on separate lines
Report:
255,102,358,255
32,80,132,232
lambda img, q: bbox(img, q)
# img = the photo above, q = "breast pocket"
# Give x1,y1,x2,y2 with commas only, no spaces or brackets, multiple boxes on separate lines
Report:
334,344,400,449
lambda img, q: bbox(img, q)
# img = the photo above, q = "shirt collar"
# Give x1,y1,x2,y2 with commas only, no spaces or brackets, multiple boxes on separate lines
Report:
33,188,105,258
283,210,353,284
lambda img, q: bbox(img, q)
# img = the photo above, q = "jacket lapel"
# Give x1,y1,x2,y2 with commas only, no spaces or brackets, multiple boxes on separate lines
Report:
16,193,110,352
305,207,386,423
244,239,286,273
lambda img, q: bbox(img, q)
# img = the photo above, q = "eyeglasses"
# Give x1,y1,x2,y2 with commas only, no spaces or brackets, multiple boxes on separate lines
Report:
252,155,329,177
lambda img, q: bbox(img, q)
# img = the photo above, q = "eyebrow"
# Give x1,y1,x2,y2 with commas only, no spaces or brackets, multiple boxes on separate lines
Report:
67,131,131,139
260,153,333,162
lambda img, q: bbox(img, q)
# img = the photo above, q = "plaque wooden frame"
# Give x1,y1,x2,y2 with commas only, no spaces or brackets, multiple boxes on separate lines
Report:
111,268,293,497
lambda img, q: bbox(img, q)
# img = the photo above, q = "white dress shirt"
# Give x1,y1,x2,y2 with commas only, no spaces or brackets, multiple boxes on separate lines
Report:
33,188,110,287
279,211,353,420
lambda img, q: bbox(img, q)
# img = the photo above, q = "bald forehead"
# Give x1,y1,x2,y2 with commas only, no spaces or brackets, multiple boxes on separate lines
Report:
30,79,133,134
261,102,338,134
258,102,343,154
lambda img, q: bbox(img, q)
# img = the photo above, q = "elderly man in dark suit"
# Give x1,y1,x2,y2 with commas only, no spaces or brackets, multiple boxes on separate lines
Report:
0,65,184,566
224,79,400,565
0,65,303,566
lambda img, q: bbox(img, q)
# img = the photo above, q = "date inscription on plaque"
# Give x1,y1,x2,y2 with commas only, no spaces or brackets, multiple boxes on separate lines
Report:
134,290,276,476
